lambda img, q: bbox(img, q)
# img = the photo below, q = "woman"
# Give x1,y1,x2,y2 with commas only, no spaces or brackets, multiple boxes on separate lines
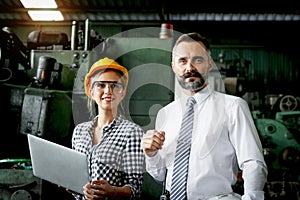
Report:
72,57,144,200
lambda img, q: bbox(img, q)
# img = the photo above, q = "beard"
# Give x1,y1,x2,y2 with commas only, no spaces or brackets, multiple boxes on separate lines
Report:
176,70,206,91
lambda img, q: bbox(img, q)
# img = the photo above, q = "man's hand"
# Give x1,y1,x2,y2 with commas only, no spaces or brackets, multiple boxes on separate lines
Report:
141,130,165,157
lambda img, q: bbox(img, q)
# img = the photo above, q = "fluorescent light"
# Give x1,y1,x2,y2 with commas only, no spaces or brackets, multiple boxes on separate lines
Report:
28,10,64,21
20,0,57,8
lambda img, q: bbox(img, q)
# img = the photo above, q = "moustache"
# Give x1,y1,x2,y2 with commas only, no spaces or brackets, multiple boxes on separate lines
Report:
179,71,202,79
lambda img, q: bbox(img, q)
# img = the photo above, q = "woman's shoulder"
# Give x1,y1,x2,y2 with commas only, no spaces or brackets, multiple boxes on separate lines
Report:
118,116,144,131
119,116,140,126
74,120,94,130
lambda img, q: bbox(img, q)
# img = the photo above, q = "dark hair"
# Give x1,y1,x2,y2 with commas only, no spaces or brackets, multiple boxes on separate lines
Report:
173,32,210,52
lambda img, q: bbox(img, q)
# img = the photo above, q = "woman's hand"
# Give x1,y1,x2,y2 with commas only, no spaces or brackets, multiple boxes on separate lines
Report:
84,180,116,200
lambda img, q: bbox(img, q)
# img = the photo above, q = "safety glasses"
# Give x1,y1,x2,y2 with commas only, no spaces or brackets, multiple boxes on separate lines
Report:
92,81,124,94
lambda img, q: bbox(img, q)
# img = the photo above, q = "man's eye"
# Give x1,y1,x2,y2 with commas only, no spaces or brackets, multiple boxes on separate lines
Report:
194,58,203,64
178,59,186,64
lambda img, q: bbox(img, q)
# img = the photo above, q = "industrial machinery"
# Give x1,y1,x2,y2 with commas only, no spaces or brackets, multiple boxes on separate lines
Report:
0,23,97,200
0,27,30,84
253,97,300,200
0,159,42,200
0,20,299,199
216,52,300,199
0,23,174,199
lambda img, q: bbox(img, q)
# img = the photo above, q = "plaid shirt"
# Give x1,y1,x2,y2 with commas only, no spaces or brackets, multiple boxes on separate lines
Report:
72,115,144,200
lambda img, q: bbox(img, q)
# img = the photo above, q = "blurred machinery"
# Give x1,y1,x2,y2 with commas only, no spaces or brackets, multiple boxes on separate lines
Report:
0,19,299,199
252,94,300,199
216,52,300,200
0,20,99,200
0,159,43,200
0,27,30,84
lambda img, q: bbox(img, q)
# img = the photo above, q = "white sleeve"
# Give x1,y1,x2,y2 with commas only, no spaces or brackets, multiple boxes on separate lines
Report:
145,108,167,182
145,154,166,182
230,98,268,199
241,160,268,200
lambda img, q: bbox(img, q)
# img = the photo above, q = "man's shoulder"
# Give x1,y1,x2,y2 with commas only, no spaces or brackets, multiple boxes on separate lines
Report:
156,99,182,118
213,91,245,101
210,91,249,110
160,99,179,110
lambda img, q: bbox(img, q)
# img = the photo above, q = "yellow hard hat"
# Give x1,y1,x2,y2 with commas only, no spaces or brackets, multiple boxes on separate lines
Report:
84,57,128,98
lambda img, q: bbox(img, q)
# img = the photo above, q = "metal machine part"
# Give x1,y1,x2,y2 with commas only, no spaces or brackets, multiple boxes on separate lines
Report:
28,50,97,90
279,146,300,171
275,110,300,135
20,88,73,143
252,109,300,199
10,189,32,200
265,181,300,200
35,56,62,89
255,117,300,170
279,95,298,112
0,159,42,200
27,31,68,50
0,27,30,83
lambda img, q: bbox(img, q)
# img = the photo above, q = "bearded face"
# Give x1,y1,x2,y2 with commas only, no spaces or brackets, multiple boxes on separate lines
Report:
176,70,207,91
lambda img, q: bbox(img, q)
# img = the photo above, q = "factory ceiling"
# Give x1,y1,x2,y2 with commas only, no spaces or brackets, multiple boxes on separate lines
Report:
0,0,300,26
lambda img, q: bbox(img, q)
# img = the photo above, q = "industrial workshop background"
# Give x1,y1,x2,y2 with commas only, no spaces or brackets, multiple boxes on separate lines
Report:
0,0,299,199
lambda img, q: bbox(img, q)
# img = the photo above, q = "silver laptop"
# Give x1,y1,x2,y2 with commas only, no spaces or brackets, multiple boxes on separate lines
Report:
27,134,89,195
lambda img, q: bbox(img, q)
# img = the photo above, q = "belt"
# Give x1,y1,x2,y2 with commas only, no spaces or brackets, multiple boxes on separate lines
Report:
164,191,241,200
207,193,242,200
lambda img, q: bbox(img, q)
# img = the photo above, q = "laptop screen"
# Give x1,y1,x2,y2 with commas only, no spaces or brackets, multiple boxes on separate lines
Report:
27,134,89,195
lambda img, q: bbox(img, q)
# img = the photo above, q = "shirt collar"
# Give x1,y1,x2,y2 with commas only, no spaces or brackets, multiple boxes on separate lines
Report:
92,114,123,131
179,86,212,106
193,86,212,105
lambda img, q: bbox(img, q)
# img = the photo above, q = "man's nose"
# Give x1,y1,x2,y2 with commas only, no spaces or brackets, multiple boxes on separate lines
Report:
185,61,195,72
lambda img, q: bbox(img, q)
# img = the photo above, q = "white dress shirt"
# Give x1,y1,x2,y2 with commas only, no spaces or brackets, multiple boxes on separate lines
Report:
145,86,268,200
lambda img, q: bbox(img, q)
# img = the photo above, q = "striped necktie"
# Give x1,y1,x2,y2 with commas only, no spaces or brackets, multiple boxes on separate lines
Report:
170,96,196,200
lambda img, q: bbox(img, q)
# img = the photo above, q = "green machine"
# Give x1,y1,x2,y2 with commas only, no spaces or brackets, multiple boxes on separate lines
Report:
253,110,300,175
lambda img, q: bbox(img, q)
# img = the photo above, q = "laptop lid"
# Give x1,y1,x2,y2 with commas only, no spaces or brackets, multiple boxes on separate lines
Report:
27,134,89,195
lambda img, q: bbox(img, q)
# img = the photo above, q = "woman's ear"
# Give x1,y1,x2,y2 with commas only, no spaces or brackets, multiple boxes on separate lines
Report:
90,88,95,99
120,88,127,100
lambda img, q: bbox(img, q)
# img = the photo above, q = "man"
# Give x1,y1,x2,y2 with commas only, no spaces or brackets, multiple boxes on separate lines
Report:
141,32,268,200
